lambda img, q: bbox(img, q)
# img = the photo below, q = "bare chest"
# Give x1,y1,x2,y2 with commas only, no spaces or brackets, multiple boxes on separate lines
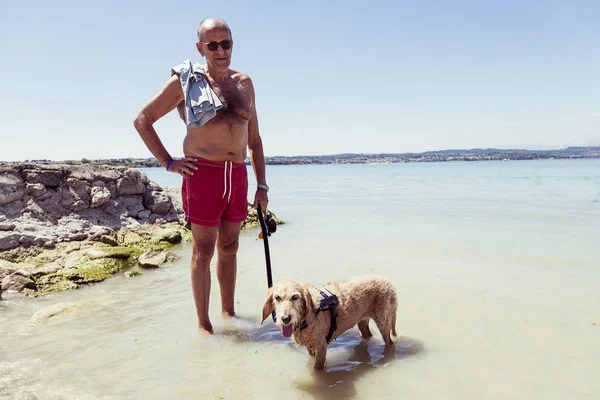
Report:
209,80,252,122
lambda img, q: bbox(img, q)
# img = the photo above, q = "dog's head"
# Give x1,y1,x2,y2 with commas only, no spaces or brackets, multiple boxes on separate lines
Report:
261,280,314,338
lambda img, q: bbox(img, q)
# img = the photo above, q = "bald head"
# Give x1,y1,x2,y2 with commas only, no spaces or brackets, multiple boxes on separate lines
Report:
197,18,232,42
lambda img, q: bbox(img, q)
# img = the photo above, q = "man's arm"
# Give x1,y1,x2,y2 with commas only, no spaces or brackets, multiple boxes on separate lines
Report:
247,77,267,185
133,75,184,167
246,77,269,210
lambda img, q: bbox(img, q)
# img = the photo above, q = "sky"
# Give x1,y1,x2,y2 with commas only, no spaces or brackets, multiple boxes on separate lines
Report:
1,0,599,161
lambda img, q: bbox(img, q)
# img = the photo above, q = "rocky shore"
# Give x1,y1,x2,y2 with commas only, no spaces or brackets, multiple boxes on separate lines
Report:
0,163,281,299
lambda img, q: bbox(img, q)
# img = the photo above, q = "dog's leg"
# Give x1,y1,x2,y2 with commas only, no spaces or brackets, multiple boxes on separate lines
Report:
307,347,315,356
374,314,395,348
313,339,328,370
358,318,373,341
391,312,398,343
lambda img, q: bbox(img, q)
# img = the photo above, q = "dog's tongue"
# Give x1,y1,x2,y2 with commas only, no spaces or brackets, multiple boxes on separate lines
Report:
281,325,294,338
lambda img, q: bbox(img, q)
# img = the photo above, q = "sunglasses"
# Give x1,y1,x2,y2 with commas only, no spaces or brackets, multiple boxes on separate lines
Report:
202,40,232,51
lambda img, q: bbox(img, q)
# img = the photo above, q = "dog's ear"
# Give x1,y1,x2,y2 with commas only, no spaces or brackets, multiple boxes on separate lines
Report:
261,287,274,324
301,285,315,319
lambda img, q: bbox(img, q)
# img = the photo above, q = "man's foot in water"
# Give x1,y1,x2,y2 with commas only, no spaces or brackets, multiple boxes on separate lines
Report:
198,322,214,337
221,310,236,318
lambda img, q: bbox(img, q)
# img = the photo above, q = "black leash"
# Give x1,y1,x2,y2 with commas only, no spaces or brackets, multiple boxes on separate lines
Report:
257,202,276,322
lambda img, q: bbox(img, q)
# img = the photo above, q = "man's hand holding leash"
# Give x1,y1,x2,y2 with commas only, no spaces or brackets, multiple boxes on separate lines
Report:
254,184,269,214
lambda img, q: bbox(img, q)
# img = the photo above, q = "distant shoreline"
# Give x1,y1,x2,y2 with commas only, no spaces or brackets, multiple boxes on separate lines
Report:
5,146,599,167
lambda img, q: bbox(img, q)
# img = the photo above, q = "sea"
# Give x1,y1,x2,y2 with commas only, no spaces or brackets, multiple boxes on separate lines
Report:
1,158,599,399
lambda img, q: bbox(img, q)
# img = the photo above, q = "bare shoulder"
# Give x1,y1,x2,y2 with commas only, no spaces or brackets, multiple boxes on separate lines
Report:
152,74,183,101
231,69,254,89
230,68,251,81
171,74,185,91
135,74,183,122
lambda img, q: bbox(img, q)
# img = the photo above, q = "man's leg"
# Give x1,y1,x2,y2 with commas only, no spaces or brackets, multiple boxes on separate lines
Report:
216,220,243,317
190,223,219,334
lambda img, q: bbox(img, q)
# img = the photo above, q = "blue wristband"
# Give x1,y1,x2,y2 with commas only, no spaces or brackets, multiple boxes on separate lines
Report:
165,158,174,171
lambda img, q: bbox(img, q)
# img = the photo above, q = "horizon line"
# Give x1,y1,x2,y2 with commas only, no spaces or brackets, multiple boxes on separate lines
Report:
4,144,599,163
262,144,600,158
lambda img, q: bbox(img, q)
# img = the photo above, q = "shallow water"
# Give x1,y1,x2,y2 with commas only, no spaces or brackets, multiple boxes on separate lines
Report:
1,159,599,399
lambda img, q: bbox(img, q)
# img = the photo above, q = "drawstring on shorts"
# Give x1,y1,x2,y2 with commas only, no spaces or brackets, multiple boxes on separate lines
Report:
221,160,233,203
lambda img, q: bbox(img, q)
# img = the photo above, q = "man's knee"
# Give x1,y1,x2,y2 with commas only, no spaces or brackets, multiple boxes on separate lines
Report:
192,239,216,265
217,236,239,256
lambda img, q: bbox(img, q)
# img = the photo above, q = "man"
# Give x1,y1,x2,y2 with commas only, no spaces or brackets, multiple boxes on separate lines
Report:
133,18,269,335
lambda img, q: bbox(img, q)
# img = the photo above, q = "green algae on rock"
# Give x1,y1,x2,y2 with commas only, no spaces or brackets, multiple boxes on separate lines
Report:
82,246,135,260
124,269,143,278
0,218,196,296
21,223,188,295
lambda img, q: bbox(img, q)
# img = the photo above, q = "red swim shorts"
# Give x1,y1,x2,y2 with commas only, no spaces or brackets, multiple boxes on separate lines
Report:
181,159,249,226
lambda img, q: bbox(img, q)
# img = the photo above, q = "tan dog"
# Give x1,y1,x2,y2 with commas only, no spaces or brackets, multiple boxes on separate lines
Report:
261,275,398,370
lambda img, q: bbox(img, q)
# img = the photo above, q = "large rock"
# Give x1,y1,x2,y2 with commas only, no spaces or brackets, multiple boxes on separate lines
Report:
0,170,25,206
0,232,20,250
155,229,182,244
118,195,145,217
30,262,62,277
68,164,122,182
0,222,16,231
137,210,151,219
0,199,24,219
143,190,172,215
116,169,146,195
60,186,89,211
0,163,185,243
19,233,36,245
58,217,89,235
66,178,91,198
0,261,16,280
88,225,115,241
2,273,37,292
25,182,46,197
22,167,64,187
138,250,176,268
90,186,111,208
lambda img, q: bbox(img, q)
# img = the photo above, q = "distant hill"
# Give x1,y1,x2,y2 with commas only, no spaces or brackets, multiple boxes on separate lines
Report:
262,146,600,165
8,146,600,167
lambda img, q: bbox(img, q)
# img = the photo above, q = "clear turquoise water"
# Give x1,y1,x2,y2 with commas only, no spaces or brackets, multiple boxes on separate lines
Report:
143,158,600,284
1,159,598,399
